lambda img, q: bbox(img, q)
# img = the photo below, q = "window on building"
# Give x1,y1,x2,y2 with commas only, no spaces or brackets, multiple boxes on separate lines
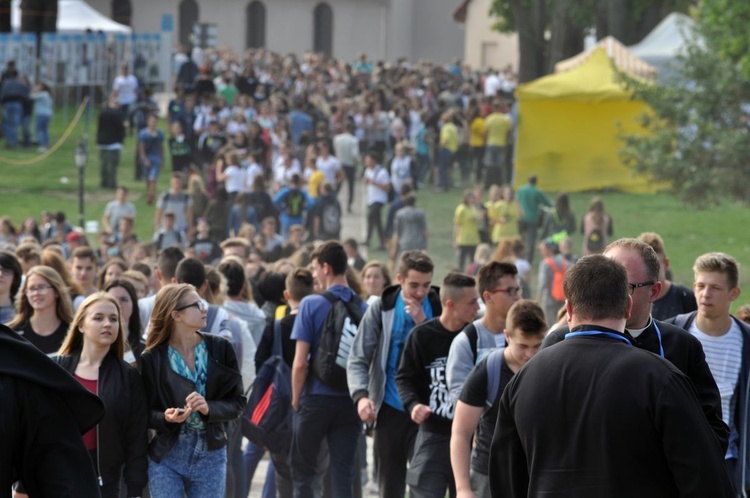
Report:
313,3,333,56
246,1,266,49
179,0,200,47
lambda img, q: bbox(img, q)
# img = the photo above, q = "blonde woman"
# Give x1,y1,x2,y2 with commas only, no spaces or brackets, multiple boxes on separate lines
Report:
8,265,73,354
54,293,148,497
140,283,245,498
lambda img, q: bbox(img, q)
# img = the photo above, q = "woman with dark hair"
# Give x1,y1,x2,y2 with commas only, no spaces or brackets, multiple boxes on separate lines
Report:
105,278,145,365
580,196,613,255
54,292,148,498
257,270,288,324
0,251,23,324
540,192,577,248
219,258,266,345
140,283,245,498
8,266,74,354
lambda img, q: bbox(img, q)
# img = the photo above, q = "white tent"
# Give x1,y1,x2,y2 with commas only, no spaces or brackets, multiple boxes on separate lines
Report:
629,13,697,81
11,0,132,34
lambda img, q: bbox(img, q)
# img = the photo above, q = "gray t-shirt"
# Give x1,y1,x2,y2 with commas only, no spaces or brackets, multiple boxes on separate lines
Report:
156,191,193,230
103,200,136,232
395,206,427,252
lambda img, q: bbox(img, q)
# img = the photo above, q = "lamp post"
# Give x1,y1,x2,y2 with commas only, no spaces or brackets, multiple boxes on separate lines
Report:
74,139,87,229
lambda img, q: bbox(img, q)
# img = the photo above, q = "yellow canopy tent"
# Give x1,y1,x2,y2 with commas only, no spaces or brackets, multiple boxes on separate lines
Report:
514,47,654,193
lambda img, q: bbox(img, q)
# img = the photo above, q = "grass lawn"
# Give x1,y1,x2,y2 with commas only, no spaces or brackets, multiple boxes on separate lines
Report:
1,108,748,310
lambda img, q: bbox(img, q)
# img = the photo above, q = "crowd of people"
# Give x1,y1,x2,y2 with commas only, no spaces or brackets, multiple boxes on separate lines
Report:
2,45,750,498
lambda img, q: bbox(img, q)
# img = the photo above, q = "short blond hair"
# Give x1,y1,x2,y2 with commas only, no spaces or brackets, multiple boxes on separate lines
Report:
693,252,739,289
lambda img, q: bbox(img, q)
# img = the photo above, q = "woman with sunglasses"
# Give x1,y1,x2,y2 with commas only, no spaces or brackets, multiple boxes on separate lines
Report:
8,265,73,354
54,292,148,498
140,283,245,498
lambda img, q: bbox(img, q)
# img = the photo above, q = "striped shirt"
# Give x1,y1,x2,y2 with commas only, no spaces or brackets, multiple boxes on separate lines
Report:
689,321,743,457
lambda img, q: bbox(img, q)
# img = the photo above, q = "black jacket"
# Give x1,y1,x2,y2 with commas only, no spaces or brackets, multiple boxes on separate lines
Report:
493,326,734,497
542,318,729,454
54,352,148,496
97,106,126,146
0,325,104,498
140,333,246,462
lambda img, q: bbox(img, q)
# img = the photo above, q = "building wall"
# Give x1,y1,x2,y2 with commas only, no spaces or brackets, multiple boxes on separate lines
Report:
411,0,464,63
462,0,518,70
85,0,463,64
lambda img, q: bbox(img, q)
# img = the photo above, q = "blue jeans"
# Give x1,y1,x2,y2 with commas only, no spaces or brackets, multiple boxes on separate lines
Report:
291,395,360,498
35,114,51,147
4,101,22,147
148,427,227,498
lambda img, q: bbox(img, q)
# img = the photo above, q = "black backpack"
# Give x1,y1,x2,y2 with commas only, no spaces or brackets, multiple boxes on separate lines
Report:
585,228,606,253
320,199,342,238
311,291,364,391
284,188,306,218
241,320,293,454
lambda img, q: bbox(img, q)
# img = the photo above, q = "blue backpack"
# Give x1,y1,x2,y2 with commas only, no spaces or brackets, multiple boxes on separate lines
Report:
241,320,292,454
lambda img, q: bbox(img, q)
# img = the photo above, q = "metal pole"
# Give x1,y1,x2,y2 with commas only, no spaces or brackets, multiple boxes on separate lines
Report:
78,155,85,228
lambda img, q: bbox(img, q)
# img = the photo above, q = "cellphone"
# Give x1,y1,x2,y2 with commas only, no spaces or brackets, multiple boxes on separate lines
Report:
175,408,187,414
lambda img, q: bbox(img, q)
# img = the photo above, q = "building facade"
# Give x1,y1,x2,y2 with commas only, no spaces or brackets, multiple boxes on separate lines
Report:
87,0,464,63
453,0,518,70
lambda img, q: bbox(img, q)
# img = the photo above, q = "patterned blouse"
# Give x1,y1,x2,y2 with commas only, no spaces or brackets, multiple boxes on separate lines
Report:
168,340,208,430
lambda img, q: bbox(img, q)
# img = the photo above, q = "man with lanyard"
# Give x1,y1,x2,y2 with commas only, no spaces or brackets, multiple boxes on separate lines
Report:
446,261,520,404
541,238,727,451
490,255,734,497
347,250,442,498
291,241,367,497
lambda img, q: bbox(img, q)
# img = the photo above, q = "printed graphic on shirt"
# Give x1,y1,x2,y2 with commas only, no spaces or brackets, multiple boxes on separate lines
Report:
428,357,453,419
336,315,358,368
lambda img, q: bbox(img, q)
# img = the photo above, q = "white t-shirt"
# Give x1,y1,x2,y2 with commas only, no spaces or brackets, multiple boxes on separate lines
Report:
224,165,246,194
390,156,412,196
244,162,264,190
364,166,390,206
273,160,301,188
689,320,743,432
316,155,341,185
113,74,138,105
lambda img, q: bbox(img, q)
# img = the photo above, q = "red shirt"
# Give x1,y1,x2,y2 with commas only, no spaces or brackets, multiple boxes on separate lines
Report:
74,374,98,450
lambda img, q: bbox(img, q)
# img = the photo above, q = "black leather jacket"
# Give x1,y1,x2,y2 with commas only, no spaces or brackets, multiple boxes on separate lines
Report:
140,332,245,462
54,351,148,497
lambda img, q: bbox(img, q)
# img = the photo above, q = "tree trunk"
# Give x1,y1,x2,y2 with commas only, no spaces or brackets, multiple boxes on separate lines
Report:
0,0,10,32
513,0,547,82
111,0,132,27
20,0,57,34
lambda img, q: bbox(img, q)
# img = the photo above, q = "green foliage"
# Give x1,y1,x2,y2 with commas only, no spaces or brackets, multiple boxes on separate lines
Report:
620,5,750,206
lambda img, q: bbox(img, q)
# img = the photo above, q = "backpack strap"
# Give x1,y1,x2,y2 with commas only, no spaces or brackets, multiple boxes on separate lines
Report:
464,322,479,364
546,257,559,272
272,319,283,357
484,349,505,411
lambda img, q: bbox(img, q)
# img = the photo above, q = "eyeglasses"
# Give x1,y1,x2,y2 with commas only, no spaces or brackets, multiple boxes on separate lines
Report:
487,286,521,297
175,300,208,313
628,281,655,295
26,285,53,295
0,267,14,277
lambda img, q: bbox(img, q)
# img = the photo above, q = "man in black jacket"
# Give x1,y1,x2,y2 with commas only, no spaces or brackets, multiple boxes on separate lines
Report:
97,98,127,189
541,238,728,452
396,272,480,498
0,325,104,497
491,255,734,497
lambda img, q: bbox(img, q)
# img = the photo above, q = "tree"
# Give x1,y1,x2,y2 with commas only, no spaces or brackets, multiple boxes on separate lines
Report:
620,2,750,206
490,0,693,82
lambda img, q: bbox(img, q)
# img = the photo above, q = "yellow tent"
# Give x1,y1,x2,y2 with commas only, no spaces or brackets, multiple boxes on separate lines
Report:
514,47,653,193
555,36,659,82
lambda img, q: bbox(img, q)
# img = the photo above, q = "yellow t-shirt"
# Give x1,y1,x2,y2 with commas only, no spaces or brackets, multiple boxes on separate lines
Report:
307,170,325,198
470,117,486,147
454,203,480,246
440,122,459,153
489,200,520,243
485,112,511,147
